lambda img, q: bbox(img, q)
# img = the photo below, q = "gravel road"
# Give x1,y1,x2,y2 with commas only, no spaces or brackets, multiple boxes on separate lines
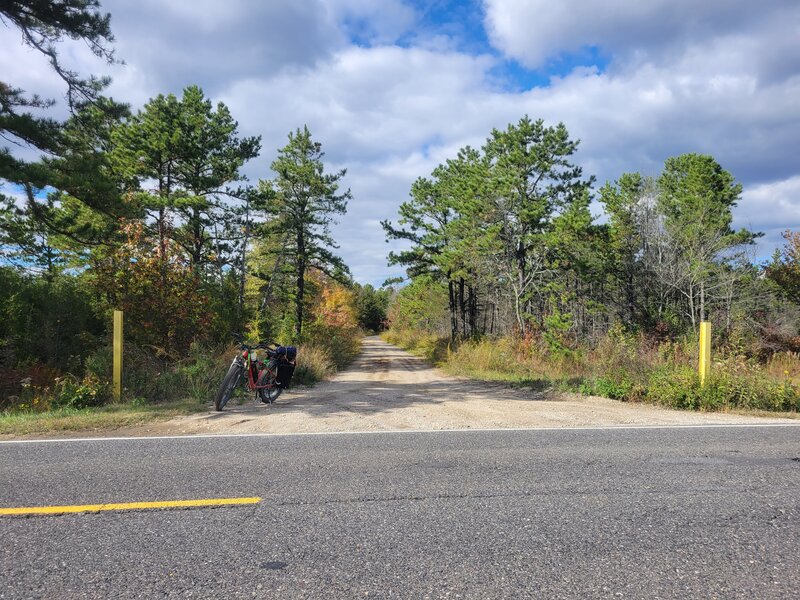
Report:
124,336,795,437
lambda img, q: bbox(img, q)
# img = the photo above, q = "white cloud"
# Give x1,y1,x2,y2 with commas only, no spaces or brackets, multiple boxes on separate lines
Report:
100,0,347,98
322,0,418,44
215,45,502,283
2,0,799,283
482,0,800,73
737,176,800,257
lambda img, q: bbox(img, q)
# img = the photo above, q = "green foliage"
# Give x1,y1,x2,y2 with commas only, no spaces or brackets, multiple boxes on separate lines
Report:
292,343,336,385
1,0,116,200
84,341,228,404
353,283,390,332
112,86,260,270
646,365,701,409
50,374,109,409
177,342,231,402
258,126,351,339
582,375,637,401
383,116,594,341
543,309,574,358
700,367,799,412
387,276,449,333
0,266,103,368
599,173,650,324
1,44,364,417
2,372,110,413
767,231,800,305
382,329,451,364
658,154,743,236
387,323,799,414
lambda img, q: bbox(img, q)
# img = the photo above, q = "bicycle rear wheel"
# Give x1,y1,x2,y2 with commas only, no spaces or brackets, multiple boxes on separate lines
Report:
214,363,243,411
257,369,282,404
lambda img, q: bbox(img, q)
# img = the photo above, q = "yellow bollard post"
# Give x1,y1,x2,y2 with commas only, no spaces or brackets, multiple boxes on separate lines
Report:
113,310,123,401
698,321,711,387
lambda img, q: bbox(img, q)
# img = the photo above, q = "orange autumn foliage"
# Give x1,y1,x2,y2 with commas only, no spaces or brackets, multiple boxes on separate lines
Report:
91,221,213,352
314,283,358,330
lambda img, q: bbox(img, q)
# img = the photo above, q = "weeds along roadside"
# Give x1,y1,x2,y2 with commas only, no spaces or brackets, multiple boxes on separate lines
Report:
382,328,800,414
0,327,363,431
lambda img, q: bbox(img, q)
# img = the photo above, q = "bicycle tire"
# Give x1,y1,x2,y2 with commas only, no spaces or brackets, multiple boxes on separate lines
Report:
257,369,282,404
214,363,243,411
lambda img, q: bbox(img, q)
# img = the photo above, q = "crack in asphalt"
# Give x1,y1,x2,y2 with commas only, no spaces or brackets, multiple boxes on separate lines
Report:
262,486,757,509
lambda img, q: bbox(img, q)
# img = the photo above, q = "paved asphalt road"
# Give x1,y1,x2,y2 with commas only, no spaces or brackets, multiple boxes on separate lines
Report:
1,425,799,599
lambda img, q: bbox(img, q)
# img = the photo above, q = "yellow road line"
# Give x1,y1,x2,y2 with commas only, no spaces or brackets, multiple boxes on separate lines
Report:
0,497,261,516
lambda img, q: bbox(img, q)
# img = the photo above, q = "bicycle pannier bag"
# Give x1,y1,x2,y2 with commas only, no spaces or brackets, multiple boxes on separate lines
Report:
276,346,297,388
276,361,295,388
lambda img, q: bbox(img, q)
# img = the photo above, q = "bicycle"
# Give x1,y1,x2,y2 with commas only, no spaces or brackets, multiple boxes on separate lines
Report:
213,335,298,411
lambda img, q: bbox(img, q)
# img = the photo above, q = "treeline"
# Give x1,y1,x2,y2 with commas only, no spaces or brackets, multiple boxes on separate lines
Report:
0,2,388,410
384,116,799,356
0,87,388,350
382,116,799,412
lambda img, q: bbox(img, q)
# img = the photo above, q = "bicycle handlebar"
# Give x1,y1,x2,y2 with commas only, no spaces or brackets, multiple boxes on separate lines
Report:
235,338,282,352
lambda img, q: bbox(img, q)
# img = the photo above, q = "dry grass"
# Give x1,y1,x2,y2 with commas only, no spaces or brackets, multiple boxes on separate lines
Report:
764,351,800,385
0,327,366,437
294,343,338,384
385,327,800,413
0,398,206,437
381,329,450,363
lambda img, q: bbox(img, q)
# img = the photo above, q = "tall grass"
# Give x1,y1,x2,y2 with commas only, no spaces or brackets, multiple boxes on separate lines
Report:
382,329,450,363
293,343,337,384
385,328,800,413
2,328,363,418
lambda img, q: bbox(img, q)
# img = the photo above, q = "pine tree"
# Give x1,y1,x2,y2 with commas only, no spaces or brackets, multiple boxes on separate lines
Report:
484,116,594,333
657,153,756,326
1,0,116,186
260,126,350,339
172,86,261,270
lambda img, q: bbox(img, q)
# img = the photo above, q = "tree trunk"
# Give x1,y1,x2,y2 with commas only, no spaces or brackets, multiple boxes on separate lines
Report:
468,285,477,337
626,263,635,325
516,242,527,334
699,280,706,323
447,276,458,341
459,278,466,337
295,228,306,339
191,206,202,268
237,200,250,330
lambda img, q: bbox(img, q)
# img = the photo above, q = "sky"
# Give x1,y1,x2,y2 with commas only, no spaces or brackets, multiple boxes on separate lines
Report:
1,0,799,285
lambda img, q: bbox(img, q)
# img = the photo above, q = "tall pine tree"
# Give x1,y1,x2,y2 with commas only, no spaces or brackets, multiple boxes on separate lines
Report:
259,126,350,339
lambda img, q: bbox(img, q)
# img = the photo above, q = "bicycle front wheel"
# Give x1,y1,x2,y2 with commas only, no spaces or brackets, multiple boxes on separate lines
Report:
214,363,243,411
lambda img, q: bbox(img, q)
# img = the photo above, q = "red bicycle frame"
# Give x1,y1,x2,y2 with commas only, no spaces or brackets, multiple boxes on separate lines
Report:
240,349,278,392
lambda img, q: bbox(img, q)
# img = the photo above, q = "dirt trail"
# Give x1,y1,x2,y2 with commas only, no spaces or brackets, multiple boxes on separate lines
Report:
122,336,794,436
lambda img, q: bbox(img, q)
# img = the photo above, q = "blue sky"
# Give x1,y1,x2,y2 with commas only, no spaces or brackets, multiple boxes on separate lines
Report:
2,0,799,285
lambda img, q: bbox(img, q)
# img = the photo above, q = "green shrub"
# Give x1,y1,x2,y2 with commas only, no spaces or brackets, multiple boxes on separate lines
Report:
383,329,449,363
384,327,799,415
178,342,230,401
584,375,636,401
85,342,226,404
50,375,110,409
449,338,521,375
310,327,362,370
543,310,574,359
646,365,701,409
700,370,800,412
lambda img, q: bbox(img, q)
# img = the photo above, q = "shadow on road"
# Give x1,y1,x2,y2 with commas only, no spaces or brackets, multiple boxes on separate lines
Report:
208,336,556,422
